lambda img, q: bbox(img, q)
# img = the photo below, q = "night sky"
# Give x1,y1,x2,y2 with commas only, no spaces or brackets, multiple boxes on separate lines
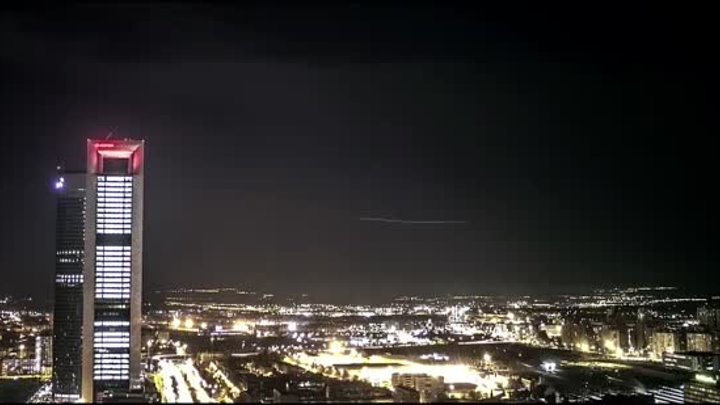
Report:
1,3,718,303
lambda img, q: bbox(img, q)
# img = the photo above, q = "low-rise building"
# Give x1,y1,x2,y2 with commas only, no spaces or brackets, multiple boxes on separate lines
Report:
393,386,420,403
663,352,720,372
652,331,679,359
391,373,444,403
687,332,714,353
685,374,720,404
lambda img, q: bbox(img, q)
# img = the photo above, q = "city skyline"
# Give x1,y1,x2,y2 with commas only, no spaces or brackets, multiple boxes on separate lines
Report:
3,3,720,403
2,3,719,303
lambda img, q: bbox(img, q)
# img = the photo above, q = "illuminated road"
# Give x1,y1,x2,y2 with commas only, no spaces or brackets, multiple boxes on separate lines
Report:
179,359,215,403
157,359,193,403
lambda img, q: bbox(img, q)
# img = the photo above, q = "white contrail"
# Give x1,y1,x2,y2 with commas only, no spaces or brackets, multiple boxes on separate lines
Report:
359,217,468,224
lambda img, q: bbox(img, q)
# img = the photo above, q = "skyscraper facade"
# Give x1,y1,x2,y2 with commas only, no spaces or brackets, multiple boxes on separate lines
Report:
52,171,86,402
82,139,145,402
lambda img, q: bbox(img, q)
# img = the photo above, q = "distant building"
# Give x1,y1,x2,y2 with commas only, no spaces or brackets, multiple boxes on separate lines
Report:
543,324,562,339
685,374,720,403
698,305,720,331
1,358,37,376
391,373,444,403
35,334,52,374
663,352,720,372
561,319,594,351
446,383,479,400
393,386,420,403
448,305,469,325
652,331,679,359
687,332,715,353
650,385,685,404
601,327,630,354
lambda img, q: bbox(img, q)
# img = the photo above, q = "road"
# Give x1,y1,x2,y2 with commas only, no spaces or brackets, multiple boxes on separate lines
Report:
157,359,194,403
179,359,215,403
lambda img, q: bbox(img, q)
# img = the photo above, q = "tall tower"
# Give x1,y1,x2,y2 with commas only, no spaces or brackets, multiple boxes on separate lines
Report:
82,139,145,402
52,171,86,402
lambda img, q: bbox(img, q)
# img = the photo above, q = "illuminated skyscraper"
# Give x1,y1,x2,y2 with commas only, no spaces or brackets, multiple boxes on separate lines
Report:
82,139,145,402
52,171,86,402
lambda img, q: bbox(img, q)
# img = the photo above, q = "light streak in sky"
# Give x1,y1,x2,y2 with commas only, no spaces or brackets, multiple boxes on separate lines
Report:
360,217,468,224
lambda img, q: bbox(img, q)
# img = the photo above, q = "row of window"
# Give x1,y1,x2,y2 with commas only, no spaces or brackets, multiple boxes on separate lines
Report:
98,217,132,222
97,183,132,187
98,228,132,235
95,353,130,361
95,290,130,297
97,195,132,199
97,267,130,273
97,196,131,200
96,338,130,345
94,364,130,374
57,258,82,263
57,249,83,255
56,274,83,284
96,269,130,275
96,259,131,265
94,321,129,327
95,342,130,348
96,282,130,288
95,296,130,300
95,337,129,343
97,207,132,212
96,331,129,336
96,275,130,280
98,176,133,182
98,209,131,214
95,282,130,288
96,178,133,237
97,224,132,229
98,183,132,187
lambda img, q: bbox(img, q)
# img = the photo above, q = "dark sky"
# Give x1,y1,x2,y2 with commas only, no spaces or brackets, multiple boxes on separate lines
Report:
1,3,718,303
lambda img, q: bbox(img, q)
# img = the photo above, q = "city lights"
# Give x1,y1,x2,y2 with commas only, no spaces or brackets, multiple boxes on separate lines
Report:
232,320,250,333
7,284,720,403
541,361,557,373
328,340,344,354
696,373,719,385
